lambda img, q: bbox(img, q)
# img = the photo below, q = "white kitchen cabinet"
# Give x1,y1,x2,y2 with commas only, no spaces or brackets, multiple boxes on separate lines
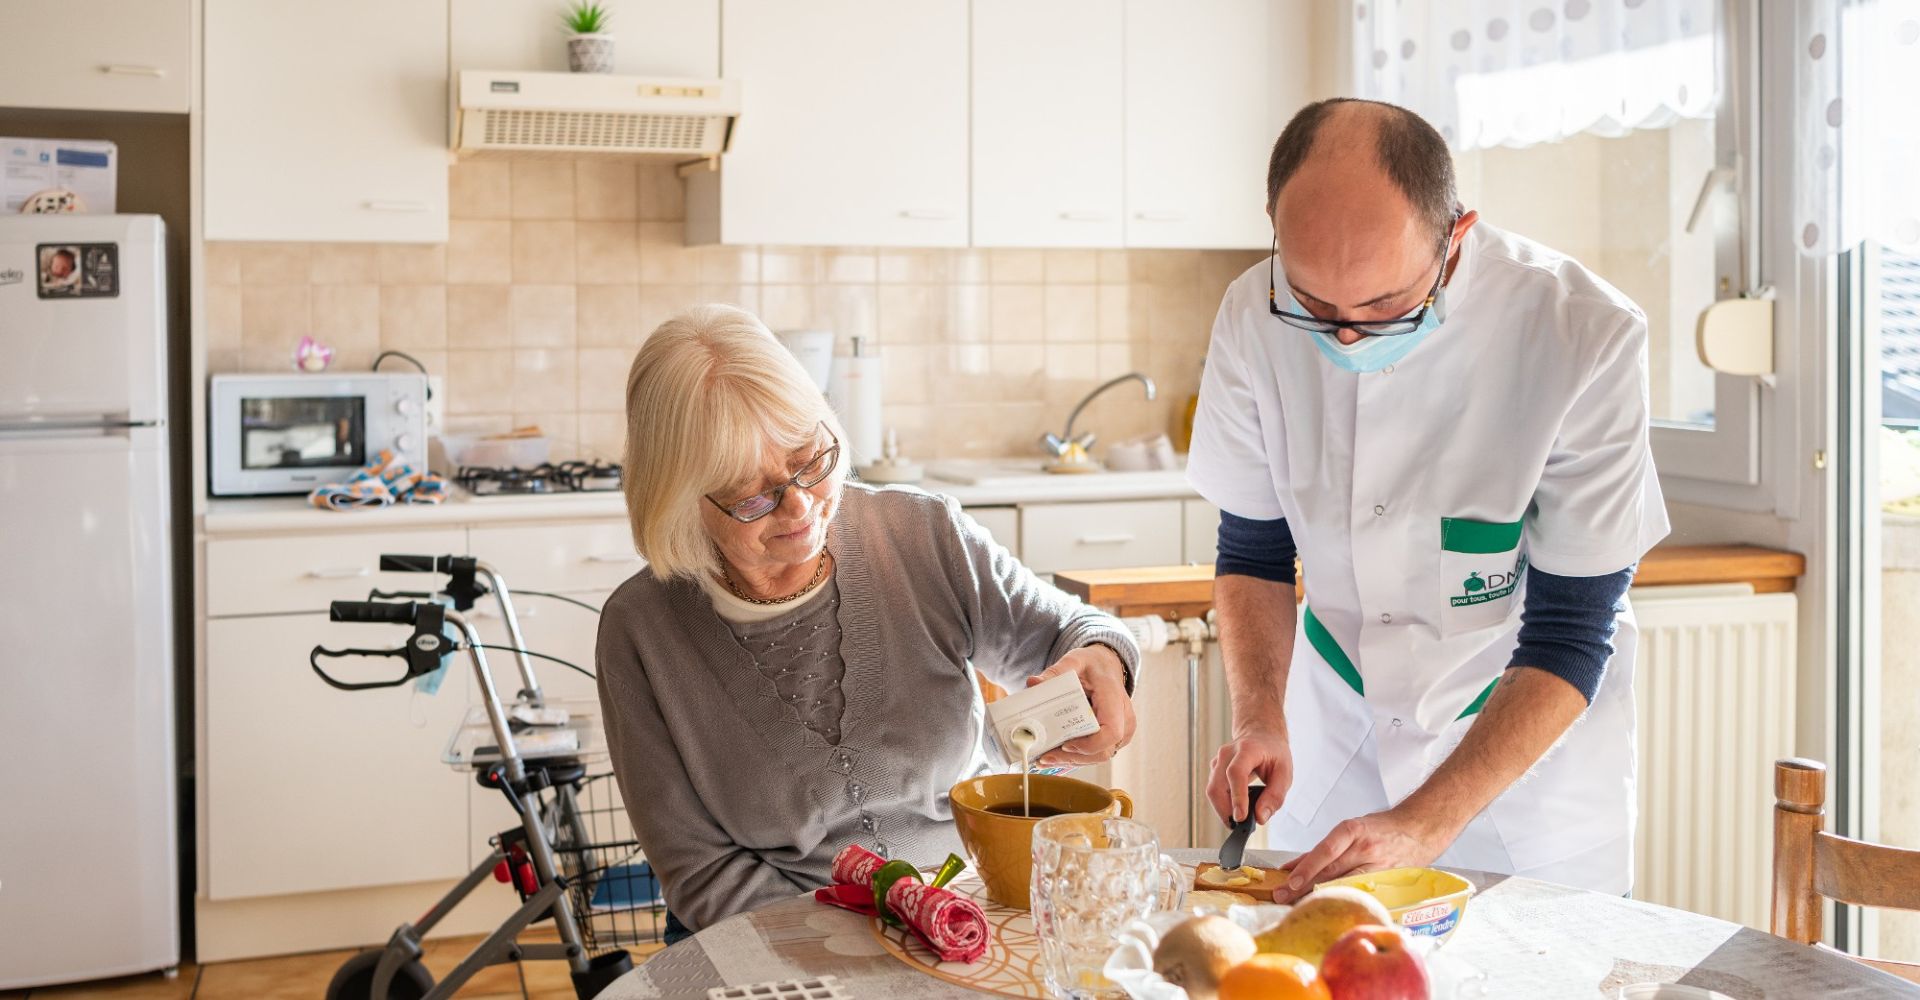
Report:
1020,500,1184,575
685,0,968,247
468,522,646,598
206,528,469,618
204,614,473,900
0,0,190,114
970,0,1124,248
1182,499,1220,566
204,0,449,242
964,505,1021,561
1123,0,1295,249
452,0,720,79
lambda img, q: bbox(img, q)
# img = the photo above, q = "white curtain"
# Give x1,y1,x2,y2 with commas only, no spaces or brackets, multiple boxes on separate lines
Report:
1792,0,1920,256
1351,0,1718,152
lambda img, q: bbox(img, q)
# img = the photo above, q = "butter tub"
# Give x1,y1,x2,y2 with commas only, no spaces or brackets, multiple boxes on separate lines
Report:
1318,866,1476,945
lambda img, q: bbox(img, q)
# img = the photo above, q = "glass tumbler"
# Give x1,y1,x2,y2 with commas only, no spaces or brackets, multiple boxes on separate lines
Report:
1030,813,1186,1000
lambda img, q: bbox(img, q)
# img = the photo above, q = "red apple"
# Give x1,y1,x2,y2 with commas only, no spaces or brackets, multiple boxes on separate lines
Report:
1319,925,1430,1000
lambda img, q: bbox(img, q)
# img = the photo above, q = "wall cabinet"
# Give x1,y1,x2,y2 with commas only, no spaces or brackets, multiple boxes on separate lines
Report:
1123,0,1289,250
687,0,969,247
687,0,1304,249
970,0,1125,248
203,0,449,242
0,0,190,114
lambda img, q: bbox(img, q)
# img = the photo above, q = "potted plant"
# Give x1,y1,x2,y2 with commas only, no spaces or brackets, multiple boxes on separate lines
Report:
563,1,614,73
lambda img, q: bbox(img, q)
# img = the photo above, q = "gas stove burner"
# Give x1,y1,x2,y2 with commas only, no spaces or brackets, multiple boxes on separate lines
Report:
553,459,623,492
456,461,623,497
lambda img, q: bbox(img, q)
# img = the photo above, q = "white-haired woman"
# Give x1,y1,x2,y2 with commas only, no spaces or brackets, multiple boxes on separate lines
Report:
596,304,1140,941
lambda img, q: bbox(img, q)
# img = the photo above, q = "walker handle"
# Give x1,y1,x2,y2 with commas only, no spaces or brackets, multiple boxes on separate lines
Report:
329,600,422,625
379,553,448,573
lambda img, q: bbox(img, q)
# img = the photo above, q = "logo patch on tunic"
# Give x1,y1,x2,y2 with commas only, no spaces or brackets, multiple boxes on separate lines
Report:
1452,554,1528,607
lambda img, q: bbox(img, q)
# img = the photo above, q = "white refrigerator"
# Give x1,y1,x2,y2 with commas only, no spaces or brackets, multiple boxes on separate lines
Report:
0,214,179,986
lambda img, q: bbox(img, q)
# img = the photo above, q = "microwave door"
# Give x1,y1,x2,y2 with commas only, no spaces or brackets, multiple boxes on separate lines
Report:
241,397,365,470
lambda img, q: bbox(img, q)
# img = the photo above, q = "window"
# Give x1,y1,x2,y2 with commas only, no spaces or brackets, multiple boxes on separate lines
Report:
1354,0,1763,487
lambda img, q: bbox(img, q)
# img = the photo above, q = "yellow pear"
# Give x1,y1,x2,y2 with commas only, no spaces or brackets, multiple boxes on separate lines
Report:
1254,886,1394,965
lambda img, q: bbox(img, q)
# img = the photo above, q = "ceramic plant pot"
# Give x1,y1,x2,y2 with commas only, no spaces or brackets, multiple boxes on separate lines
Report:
567,33,614,73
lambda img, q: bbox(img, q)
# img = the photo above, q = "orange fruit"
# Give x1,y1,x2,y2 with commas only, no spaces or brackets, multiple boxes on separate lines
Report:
1218,953,1331,1000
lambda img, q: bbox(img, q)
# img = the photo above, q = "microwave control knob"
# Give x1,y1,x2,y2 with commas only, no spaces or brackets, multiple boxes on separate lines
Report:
395,433,418,453
395,398,419,416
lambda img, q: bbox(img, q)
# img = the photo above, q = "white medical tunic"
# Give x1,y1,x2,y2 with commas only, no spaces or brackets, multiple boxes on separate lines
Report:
1187,222,1670,895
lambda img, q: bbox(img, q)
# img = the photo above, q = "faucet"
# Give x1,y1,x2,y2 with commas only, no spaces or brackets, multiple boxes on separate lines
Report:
1041,372,1157,458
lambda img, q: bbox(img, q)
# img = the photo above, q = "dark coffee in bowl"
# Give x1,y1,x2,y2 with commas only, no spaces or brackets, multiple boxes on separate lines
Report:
985,803,1068,818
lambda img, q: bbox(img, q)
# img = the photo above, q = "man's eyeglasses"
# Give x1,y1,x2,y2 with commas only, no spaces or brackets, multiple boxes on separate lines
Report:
1267,215,1459,337
705,429,840,523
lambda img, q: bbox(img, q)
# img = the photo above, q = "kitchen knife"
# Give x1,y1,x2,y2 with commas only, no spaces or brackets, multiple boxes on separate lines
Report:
1218,784,1266,871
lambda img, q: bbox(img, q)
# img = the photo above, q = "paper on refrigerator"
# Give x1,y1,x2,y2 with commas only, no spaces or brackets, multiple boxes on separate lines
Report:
3,138,118,213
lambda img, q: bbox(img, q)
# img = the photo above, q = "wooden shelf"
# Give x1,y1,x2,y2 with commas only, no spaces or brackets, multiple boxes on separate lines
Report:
1054,544,1806,619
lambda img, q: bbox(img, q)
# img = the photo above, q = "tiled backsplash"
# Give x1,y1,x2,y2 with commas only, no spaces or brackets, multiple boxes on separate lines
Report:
205,160,1261,463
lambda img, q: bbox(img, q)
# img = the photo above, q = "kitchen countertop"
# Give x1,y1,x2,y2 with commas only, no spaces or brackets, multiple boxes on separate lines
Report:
200,464,1201,535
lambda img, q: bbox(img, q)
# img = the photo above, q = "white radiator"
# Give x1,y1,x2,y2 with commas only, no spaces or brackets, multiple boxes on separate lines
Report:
1630,586,1799,930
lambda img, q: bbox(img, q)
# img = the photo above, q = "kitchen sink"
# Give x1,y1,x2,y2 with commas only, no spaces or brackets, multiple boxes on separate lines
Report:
925,460,1186,490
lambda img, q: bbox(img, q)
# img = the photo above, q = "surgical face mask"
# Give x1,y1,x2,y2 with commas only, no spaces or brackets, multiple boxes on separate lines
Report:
1284,284,1449,374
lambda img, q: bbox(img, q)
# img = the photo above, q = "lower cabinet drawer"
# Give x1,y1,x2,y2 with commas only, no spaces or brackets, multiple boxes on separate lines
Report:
468,521,646,596
205,528,467,617
1019,500,1183,575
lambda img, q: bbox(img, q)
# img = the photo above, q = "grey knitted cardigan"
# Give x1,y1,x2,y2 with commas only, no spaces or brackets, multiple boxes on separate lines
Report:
595,484,1141,931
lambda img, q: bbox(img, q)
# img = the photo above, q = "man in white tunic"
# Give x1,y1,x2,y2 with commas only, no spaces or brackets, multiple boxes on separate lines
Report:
1190,98,1669,898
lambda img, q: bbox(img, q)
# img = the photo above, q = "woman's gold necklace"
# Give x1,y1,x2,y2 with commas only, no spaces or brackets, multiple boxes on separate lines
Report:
722,550,832,606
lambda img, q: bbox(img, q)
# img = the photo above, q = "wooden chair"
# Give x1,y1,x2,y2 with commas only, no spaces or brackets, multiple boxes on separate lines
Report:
1771,757,1920,984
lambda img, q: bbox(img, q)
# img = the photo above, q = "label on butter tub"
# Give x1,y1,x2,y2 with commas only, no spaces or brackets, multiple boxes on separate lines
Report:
985,671,1099,763
1401,901,1459,937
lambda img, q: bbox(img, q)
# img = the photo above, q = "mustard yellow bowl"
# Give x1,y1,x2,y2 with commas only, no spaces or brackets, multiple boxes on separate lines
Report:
1318,866,1475,945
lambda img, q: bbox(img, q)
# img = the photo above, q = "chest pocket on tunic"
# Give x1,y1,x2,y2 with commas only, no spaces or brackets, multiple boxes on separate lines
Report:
1439,517,1528,634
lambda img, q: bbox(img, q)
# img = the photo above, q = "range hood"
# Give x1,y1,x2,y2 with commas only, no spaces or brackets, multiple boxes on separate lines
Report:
454,70,740,158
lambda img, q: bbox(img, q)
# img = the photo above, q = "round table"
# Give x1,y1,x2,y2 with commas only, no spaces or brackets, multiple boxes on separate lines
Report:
600,849,1919,999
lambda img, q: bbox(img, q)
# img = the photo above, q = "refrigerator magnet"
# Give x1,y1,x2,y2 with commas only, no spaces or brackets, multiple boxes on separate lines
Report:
36,242,119,299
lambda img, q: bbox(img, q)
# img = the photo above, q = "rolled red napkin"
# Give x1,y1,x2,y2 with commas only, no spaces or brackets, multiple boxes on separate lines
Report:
830,844,888,886
886,877,989,963
813,845,989,964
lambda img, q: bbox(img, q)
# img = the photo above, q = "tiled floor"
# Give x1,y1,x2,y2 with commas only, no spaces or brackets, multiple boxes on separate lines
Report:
5,932,665,1000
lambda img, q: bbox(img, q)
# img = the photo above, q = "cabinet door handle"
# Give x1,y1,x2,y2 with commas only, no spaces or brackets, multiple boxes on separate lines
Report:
586,552,642,564
1059,210,1113,223
306,566,371,579
363,200,430,213
1076,533,1137,546
1132,211,1185,222
100,64,166,78
898,209,955,221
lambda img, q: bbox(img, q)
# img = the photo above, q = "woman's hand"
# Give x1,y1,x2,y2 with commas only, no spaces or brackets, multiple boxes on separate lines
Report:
1028,644,1136,767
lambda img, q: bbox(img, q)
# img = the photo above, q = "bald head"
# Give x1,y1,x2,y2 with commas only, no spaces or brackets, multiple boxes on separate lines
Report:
1265,99,1456,238
1265,100,1471,340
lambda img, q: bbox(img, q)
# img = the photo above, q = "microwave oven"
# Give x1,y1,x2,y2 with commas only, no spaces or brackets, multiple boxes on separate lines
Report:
208,372,429,497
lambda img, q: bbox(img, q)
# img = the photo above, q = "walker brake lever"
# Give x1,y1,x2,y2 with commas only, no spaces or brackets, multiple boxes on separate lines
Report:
309,602,453,691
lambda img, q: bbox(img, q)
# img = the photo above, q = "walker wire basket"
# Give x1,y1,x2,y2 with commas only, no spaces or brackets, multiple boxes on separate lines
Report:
550,772,666,949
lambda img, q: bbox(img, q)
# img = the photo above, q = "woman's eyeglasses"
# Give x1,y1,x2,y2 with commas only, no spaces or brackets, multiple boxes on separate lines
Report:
706,430,841,523
1267,215,1458,337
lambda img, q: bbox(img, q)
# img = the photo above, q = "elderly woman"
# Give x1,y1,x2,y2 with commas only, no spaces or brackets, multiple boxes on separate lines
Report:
597,304,1141,940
